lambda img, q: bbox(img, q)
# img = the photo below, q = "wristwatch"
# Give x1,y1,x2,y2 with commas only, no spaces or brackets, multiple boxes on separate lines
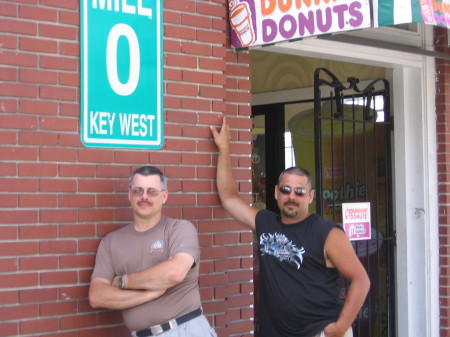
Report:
118,275,126,289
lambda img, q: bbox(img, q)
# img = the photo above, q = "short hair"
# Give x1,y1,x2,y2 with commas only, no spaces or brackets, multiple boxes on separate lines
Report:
129,166,167,190
278,166,313,189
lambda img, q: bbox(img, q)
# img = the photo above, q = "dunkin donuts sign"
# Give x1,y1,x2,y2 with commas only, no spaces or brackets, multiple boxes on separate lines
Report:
228,0,371,48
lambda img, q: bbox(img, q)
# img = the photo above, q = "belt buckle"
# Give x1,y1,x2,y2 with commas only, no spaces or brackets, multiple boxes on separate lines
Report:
150,324,164,335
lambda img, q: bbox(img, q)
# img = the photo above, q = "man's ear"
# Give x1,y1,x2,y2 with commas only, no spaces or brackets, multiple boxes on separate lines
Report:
308,189,315,204
162,190,169,204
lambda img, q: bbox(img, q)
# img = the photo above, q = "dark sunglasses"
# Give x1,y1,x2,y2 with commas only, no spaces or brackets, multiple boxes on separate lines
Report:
130,187,165,197
278,185,309,196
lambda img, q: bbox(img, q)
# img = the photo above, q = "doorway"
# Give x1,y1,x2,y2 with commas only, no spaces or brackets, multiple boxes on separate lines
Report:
252,53,396,337
249,25,439,335
251,61,396,337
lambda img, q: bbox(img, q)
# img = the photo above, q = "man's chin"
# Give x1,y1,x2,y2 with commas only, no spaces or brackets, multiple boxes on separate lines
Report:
281,209,298,219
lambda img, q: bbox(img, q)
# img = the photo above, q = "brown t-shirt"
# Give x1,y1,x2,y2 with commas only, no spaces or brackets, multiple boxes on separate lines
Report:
91,216,201,331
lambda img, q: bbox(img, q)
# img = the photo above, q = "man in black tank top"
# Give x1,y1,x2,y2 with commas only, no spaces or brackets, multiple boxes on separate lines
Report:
211,117,370,337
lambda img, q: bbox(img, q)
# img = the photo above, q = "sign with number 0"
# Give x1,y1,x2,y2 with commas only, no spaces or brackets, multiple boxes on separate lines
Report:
80,0,163,148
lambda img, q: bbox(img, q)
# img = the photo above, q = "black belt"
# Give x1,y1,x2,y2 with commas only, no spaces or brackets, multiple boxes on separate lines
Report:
135,308,202,337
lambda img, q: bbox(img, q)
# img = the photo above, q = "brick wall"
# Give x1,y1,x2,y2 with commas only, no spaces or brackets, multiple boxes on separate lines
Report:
435,26,450,337
0,0,254,336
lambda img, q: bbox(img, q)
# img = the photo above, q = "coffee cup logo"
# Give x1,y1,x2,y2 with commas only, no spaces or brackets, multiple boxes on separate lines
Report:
229,0,255,47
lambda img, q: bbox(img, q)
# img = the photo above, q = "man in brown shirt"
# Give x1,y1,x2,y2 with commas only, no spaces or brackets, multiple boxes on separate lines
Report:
89,166,216,337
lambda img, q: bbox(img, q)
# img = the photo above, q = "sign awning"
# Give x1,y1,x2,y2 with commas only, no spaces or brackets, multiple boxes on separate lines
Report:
376,0,450,27
228,0,371,48
229,0,450,49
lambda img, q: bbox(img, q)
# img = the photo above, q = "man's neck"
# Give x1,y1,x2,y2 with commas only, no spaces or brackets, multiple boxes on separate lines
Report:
133,215,162,232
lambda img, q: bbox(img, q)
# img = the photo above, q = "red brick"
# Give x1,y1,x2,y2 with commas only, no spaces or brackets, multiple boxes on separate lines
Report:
40,300,78,316
39,23,77,40
0,210,38,224
0,273,39,289
0,114,39,130
40,148,78,162
59,102,79,116
40,116,78,131
19,287,58,303
19,36,57,53
19,100,58,115
20,68,58,84
39,85,77,101
0,66,18,81
40,55,78,71
0,82,38,98
182,13,212,29
58,285,89,300
166,82,198,96
79,238,100,253
40,271,78,285
199,57,226,71
59,71,80,86
19,5,57,22
0,322,17,337
19,223,58,239
41,0,79,10
0,2,18,17
0,258,18,273
20,317,59,335
78,149,114,163
60,9,80,25
59,224,95,238
78,179,115,193
182,125,214,139
18,131,56,147
167,167,198,180
165,53,198,68
181,179,212,193
79,208,114,222
181,97,211,111
18,163,57,177
0,161,17,176
60,254,95,270
0,18,37,36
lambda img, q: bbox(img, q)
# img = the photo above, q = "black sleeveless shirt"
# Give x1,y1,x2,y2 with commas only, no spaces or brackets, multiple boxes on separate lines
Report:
255,210,343,337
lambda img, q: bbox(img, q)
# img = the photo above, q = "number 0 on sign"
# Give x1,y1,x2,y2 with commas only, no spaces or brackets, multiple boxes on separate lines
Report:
80,0,163,148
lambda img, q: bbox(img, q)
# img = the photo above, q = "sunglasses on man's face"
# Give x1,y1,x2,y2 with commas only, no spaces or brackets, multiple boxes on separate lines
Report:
278,185,309,197
130,187,164,197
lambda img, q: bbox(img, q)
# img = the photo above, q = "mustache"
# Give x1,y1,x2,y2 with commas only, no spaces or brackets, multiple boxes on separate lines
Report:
283,201,299,207
138,200,153,206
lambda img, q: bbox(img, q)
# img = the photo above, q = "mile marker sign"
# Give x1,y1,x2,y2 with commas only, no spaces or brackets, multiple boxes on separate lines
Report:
80,0,163,148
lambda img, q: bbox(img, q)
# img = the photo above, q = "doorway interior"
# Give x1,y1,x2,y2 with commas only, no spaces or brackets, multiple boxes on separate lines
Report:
250,53,396,337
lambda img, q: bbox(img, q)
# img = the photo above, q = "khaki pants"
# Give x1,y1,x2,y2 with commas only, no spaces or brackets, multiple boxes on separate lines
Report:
314,326,353,337
132,315,217,337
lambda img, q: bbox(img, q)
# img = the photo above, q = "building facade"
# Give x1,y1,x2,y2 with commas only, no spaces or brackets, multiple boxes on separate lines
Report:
0,0,449,336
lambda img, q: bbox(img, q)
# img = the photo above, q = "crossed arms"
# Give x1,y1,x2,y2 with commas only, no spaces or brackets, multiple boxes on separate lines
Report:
89,252,194,310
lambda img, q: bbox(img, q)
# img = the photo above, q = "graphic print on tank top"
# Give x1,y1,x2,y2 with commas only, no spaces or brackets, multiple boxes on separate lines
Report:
259,232,305,269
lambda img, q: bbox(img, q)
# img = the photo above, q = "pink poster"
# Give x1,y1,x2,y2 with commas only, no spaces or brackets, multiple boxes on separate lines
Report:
342,202,372,241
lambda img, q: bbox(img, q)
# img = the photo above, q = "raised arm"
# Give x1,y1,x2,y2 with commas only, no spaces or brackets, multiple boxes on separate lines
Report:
210,116,258,231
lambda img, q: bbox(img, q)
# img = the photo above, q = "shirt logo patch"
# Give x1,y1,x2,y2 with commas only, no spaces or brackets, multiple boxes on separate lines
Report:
150,240,165,253
259,232,305,270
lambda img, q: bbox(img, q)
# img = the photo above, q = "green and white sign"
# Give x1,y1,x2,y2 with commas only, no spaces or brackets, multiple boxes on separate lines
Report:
80,0,163,148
